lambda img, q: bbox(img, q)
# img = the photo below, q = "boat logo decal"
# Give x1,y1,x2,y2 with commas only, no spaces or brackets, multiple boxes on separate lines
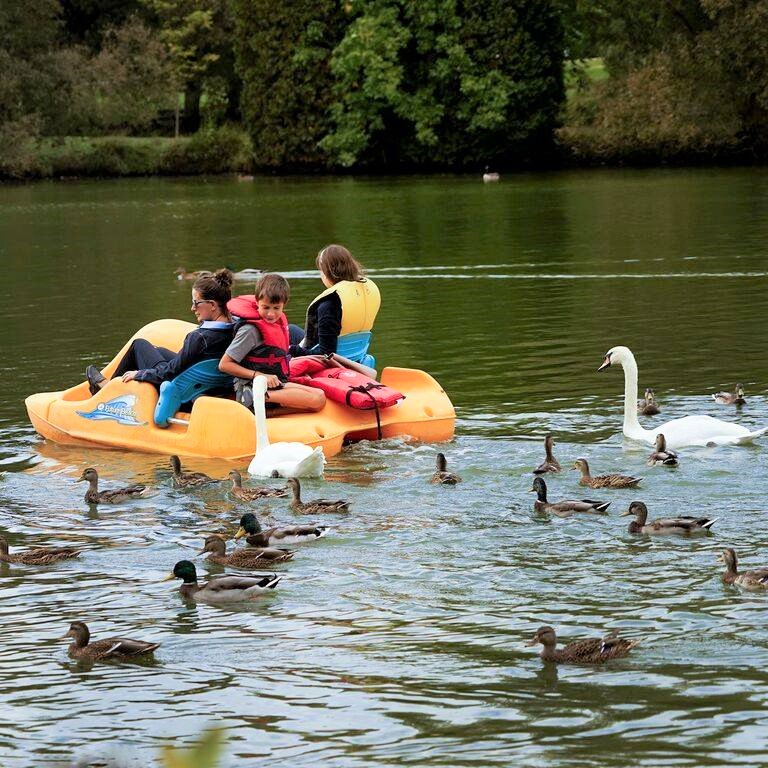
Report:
76,395,147,427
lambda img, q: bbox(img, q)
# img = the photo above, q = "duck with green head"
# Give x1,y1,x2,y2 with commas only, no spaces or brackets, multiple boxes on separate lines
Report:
530,477,610,517
164,560,281,603
235,512,328,547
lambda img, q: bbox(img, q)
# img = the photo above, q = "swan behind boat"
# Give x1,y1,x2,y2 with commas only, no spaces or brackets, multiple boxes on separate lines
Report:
598,346,768,449
247,377,325,478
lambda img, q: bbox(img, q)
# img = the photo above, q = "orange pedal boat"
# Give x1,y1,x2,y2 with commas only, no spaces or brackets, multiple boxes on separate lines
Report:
25,320,456,460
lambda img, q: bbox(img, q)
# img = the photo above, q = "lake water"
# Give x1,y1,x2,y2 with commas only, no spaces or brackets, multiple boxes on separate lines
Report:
1,169,768,767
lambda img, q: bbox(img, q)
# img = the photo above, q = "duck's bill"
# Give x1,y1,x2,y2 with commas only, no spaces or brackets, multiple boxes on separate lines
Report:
597,355,611,372
160,573,175,582
525,638,539,646
234,528,246,539
76,476,86,482
619,509,632,517
528,486,536,493
716,554,724,562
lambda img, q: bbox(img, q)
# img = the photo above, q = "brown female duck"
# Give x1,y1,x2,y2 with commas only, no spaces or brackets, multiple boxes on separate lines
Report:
287,478,349,514
713,384,746,406
571,458,642,489
63,621,159,661
170,455,217,488
530,477,610,517
647,433,679,466
164,560,280,603
199,535,294,565
174,267,212,280
430,453,462,484
620,501,717,534
78,468,147,504
637,388,661,416
526,625,636,664
719,548,768,589
0,535,80,565
533,434,561,475
235,512,327,546
228,470,287,501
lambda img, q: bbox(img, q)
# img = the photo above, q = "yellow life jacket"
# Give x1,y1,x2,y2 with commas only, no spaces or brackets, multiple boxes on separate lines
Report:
306,278,380,336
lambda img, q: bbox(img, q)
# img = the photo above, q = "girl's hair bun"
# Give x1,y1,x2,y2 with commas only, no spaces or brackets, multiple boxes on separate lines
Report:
212,268,234,290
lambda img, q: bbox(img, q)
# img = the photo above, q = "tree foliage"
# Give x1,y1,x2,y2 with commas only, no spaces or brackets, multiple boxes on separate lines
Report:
232,0,345,169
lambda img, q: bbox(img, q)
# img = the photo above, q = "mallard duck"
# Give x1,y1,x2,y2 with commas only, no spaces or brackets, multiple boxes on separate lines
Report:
164,560,280,603
713,384,746,405
63,621,159,661
719,548,768,589
174,267,212,280
200,535,294,565
530,477,610,517
287,478,349,514
637,387,661,416
533,434,561,475
228,470,287,501
170,455,217,488
235,512,327,546
571,458,642,489
526,625,636,664
430,453,461,484
78,468,147,504
647,433,679,466
620,501,717,534
0,535,80,565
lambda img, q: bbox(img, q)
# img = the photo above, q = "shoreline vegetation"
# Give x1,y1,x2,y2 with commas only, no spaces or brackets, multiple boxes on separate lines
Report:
3,2,767,182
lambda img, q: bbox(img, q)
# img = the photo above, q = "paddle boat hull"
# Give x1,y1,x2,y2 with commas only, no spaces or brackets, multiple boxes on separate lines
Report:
25,320,456,460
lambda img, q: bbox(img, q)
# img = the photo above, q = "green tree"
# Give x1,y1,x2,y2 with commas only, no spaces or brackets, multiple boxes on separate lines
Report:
320,0,565,169
232,0,345,168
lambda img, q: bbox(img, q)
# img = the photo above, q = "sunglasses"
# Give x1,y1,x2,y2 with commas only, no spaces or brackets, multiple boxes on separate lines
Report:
191,299,214,308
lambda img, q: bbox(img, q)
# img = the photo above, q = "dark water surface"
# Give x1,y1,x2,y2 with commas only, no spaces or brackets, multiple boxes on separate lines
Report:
1,169,768,766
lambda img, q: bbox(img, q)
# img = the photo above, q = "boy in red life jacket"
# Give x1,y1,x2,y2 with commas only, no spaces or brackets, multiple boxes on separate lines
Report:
220,273,326,413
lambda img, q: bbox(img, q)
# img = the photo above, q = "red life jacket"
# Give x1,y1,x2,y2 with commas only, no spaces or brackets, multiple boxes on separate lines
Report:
227,295,290,381
289,358,404,410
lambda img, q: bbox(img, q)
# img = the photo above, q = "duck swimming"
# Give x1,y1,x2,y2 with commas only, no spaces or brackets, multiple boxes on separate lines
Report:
526,625,636,664
235,512,328,547
63,621,159,661
571,458,642,489
78,468,147,504
430,453,461,484
530,477,610,517
164,560,281,604
647,433,678,466
0,535,80,565
713,384,746,406
170,455,217,488
719,548,768,589
637,388,661,416
228,470,287,501
287,478,349,514
199,535,294,566
533,435,561,475
620,501,717,535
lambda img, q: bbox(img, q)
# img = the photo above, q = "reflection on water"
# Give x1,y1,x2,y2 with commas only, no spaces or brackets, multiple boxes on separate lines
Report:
1,169,768,765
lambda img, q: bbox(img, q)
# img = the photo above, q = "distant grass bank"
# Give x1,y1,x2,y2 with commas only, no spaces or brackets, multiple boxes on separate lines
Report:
0,127,253,181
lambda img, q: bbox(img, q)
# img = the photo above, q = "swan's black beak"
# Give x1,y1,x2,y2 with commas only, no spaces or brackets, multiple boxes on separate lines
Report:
597,354,611,372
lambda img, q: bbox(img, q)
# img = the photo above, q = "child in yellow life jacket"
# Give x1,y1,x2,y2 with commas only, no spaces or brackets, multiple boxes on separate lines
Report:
220,273,325,413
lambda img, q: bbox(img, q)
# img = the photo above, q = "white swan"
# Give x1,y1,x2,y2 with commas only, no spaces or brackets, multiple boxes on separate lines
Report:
598,346,768,448
247,377,326,478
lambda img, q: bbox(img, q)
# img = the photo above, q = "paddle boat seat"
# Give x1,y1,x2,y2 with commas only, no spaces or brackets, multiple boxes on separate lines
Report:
154,359,233,428
335,331,375,369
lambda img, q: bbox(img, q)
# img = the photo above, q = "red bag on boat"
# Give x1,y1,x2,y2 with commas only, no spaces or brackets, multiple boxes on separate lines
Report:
289,363,404,410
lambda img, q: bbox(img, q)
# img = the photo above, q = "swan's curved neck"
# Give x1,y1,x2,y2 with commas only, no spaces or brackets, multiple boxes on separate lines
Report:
253,380,270,453
618,355,644,436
